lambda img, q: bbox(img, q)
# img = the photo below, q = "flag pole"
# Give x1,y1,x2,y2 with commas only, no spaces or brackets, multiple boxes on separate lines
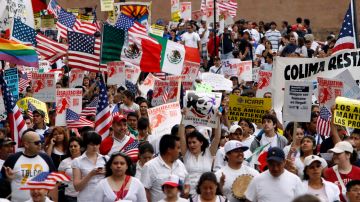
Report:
352,0,359,48
214,0,217,57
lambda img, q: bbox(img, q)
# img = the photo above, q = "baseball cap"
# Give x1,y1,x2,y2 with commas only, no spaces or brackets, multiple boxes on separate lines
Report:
113,114,127,123
267,147,285,162
163,175,180,187
229,125,243,134
33,109,45,117
0,137,16,146
304,155,327,168
224,140,248,153
329,141,354,154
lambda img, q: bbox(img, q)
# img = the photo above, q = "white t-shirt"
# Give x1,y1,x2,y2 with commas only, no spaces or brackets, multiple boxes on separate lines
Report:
215,165,259,202
213,147,252,172
58,157,78,197
181,32,201,48
158,198,188,202
198,28,210,44
184,148,213,195
259,135,278,150
294,157,305,179
24,197,53,202
245,170,306,202
120,103,139,116
307,186,328,202
242,135,255,148
209,65,224,75
283,145,300,159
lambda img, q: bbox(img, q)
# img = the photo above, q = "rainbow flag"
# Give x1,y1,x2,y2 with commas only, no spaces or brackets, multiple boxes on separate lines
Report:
0,38,39,67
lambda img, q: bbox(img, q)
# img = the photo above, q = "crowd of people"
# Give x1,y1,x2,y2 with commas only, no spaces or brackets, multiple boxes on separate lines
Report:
0,14,360,202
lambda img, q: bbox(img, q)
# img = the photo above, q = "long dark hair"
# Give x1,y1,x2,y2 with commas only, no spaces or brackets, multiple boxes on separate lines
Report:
105,152,135,177
186,130,209,155
196,172,222,195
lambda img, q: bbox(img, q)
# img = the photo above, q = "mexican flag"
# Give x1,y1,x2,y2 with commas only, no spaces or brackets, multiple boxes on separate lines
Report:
246,142,270,172
150,33,185,75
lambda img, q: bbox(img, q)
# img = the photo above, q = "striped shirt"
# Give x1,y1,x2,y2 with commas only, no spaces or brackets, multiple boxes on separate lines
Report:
265,29,281,51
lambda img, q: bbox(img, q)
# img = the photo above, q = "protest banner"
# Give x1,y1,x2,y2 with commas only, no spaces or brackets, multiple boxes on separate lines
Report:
201,72,232,91
100,0,114,11
317,77,343,109
171,0,181,22
32,72,56,102
221,59,252,81
17,97,49,123
182,61,199,90
334,69,360,99
38,60,51,73
147,102,182,138
256,70,272,98
192,10,202,21
283,81,313,122
69,69,86,88
55,88,83,126
67,9,79,16
180,2,192,21
334,97,360,129
150,24,164,37
40,15,55,29
107,61,125,86
139,73,161,97
228,95,272,124
183,91,222,128
0,0,34,30
4,68,19,100
125,64,141,84
167,76,182,103
151,80,169,107
272,49,360,115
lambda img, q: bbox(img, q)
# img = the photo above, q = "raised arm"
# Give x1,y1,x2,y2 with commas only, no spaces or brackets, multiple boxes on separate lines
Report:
209,113,222,156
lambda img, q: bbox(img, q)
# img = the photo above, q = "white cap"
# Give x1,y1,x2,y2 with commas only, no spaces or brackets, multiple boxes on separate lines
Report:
229,125,243,134
162,175,180,187
329,141,354,154
224,140,248,153
304,155,327,168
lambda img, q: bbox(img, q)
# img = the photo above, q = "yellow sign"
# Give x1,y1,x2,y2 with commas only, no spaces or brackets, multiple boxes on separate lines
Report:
171,11,181,22
228,95,272,124
334,97,360,129
67,9,79,16
17,97,49,123
150,24,164,37
100,0,114,11
34,13,41,30
41,15,55,28
78,14,94,22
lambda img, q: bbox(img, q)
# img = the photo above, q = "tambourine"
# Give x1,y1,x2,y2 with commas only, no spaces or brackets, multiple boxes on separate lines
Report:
231,174,254,200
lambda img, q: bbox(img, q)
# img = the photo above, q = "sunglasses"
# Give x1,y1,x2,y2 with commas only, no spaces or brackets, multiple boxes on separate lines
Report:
31,140,42,145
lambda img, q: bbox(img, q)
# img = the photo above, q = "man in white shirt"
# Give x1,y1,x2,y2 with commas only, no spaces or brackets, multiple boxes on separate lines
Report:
265,22,282,52
215,140,259,202
181,23,201,51
209,56,224,75
198,21,210,68
141,135,188,202
245,147,306,202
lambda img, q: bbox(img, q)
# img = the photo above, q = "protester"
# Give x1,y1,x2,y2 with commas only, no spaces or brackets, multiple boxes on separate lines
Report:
209,56,224,74
265,21,282,52
94,152,146,201
346,180,360,202
158,175,188,202
119,90,140,116
190,172,227,202
44,127,68,168
135,142,154,179
181,23,201,51
32,109,49,139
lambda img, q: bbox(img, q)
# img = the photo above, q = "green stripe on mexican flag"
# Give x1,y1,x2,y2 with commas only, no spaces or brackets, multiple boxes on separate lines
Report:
150,33,185,75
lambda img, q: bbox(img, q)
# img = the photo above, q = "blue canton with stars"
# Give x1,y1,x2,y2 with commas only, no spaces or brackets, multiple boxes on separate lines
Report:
97,81,109,113
0,76,16,113
115,14,135,31
58,9,77,29
319,106,331,121
28,102,37,112
66,108,81,121
68,31,95,54
338,4,355,38
12,18,37,46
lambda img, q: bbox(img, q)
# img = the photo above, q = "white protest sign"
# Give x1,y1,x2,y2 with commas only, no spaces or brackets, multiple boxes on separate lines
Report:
0,0,34,30
256,70,272,98
139,73,161,97
167,76,182,103
107,61,125,86
283,81,313,122
183,91,222,128
317,77,343,109
125,63,141,84
222,59,252,81
38,60,51,73
334,69,360,99
32,72,56,102
69,69,86,88
151,80,169,107
180,2,192,21
55,88,83,126
252,67,260,82
182,61,200,91
147,102,182,138
201,72,232,91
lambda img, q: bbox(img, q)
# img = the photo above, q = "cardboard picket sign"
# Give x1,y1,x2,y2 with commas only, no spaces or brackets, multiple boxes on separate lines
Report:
317,77,343,109
55,88,83,126
32,72,56,102
4,68,19,101
151,80,169,107
221,59,252,81
256,70,272,98
283,81,313,122
334,97,360,129
181,60,200,91
107,61,125,86
139,73,161,97
69,69,86,88
333,69,360,99
17,97,49,123
166,76,182,103
180,2,191,21
201,72,232,91
183,91,222,128
125,63,141,84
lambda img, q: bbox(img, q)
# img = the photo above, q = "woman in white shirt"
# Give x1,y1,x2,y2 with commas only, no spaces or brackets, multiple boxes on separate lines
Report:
179,112,221,196
58,137,82,202
94,152,147,202
72,132,108,202
189,172,227,202
302,155,340,202
283,123,305,159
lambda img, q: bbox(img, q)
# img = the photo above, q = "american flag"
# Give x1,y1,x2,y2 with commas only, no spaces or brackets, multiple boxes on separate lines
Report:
332,2,357,54
153,72,167,80
11,18,37,46
95,81,112,139
35,33,68,64
67,31,106,72
125,80,138,96
112,104,120,117
115,13,135,31
316,106,332,138
66,108,94,128
47,0,62,18
20,172,70,190
163,87,169,104
27,101,37,120
80,97,99,116
200,0,237,18
0,75,27,149
122,140,139,162
56,9,98,39
19,71,31,93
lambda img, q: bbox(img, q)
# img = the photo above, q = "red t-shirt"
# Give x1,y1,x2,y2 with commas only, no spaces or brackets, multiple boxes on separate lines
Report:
324,165,360,201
